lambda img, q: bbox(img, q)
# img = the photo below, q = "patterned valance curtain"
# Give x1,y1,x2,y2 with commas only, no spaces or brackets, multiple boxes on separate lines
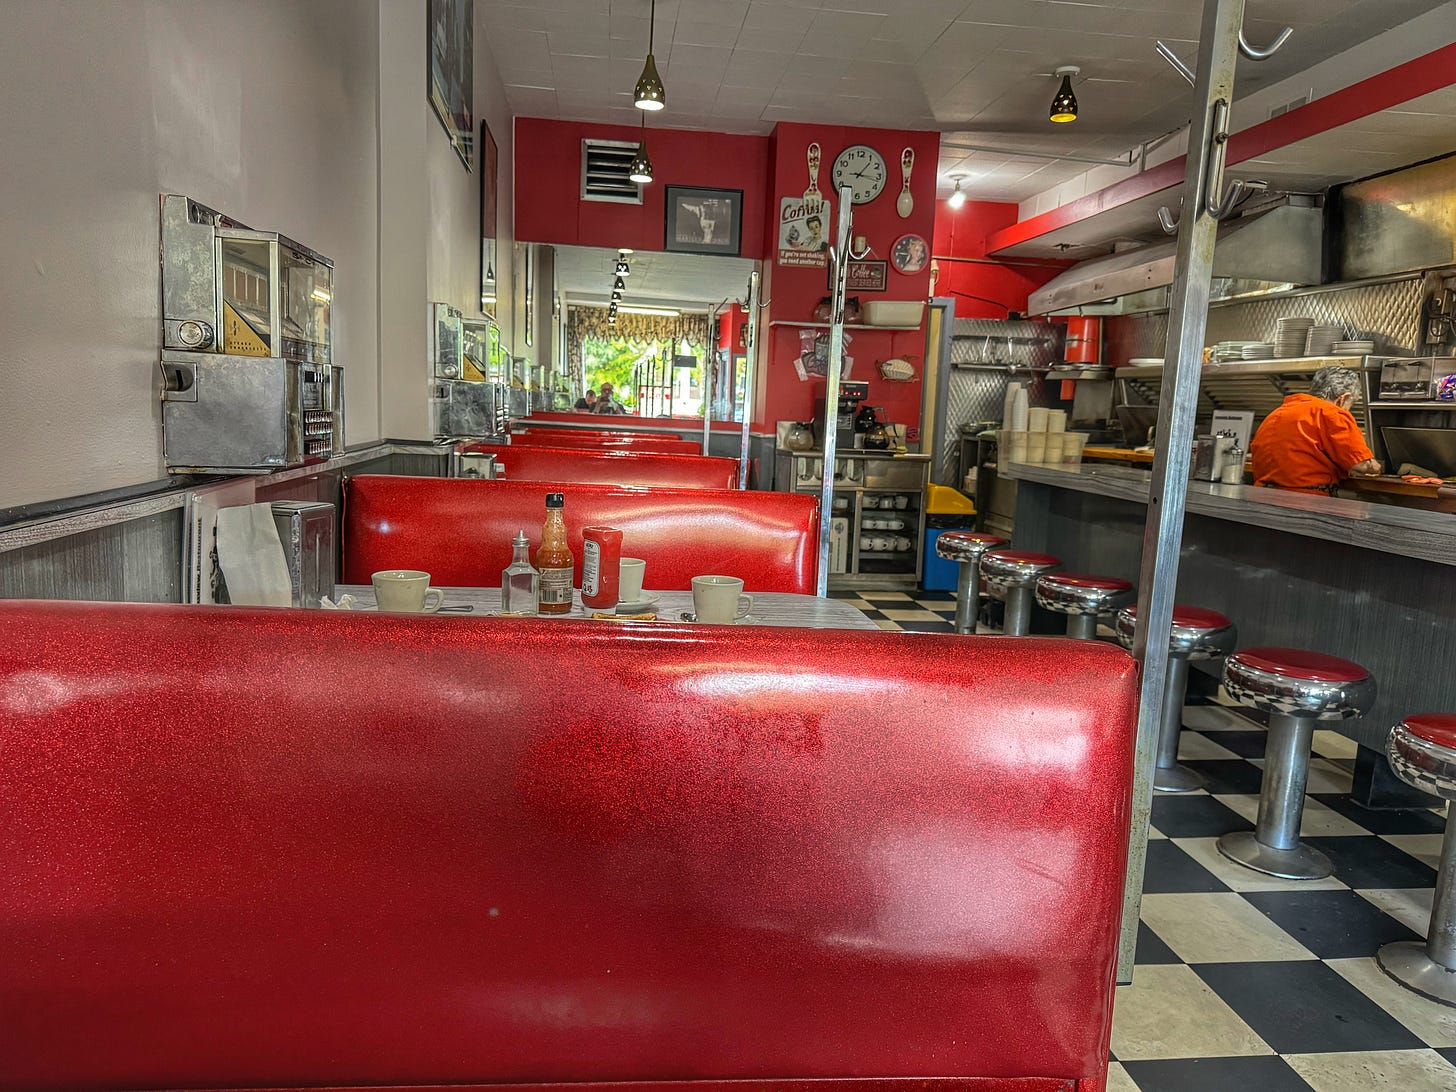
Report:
567,305,712,374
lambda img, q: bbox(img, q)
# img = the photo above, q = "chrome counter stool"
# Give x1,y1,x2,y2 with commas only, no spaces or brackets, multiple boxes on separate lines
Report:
1377,714,1456,1007
1216,648,1375,880
934,531,1007,634
1036,573,1134,641
980,550,1061,637
1116,604,1236,792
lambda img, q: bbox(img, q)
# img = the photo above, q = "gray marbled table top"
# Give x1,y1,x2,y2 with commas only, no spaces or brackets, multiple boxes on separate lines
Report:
336,586,879,630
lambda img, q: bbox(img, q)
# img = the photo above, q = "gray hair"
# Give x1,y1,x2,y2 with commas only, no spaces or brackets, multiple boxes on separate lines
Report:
1308,365,1362,403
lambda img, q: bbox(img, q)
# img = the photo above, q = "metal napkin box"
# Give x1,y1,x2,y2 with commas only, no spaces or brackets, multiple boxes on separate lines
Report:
269,501,336,608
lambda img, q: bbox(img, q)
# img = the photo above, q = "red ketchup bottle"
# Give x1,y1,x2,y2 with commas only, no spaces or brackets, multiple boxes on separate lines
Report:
580,526,623,610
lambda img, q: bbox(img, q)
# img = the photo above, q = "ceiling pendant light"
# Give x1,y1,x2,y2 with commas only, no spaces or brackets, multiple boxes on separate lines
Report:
613,276,626,292
1050,66,1079,124
628,117,655,184
615,258,631,276
633,0,666,111
611,286,623,301
947,174,967,209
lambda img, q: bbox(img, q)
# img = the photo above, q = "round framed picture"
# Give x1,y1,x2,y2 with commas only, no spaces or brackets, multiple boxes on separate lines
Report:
890,233,929,275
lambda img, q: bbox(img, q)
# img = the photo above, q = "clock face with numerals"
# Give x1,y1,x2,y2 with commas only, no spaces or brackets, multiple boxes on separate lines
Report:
831,144,887,205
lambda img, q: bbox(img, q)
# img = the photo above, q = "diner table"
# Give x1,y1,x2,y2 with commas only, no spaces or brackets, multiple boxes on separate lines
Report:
335,586,878,630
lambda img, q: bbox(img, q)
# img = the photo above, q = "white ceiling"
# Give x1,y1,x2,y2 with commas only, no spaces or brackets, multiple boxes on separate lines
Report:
553,244,759,310
479,0,1452,202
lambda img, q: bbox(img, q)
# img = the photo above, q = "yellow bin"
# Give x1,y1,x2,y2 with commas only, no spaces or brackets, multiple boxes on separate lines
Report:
925,483,976,516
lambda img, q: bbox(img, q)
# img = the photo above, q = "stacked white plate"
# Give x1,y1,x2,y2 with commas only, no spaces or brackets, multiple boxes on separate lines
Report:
1212,340,1260,362
1333,339,1375,357
1274,317,1314,358
1241,343,1275,360
1305,324,1346,357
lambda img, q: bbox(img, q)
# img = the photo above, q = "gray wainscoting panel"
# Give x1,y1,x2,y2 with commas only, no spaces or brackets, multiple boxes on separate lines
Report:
0,510,184,603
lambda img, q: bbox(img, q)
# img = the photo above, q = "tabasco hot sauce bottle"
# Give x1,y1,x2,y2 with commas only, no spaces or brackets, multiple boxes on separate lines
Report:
580,526,623,610
535,493,574,615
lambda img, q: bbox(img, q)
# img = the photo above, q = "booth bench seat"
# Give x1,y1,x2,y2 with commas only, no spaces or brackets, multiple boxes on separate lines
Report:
511,430,702,455
0,600,1137,1092
462,442,737,489
344,475,819,592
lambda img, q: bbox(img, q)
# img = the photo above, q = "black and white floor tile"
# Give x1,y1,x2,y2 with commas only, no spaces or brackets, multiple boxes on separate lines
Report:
839,588,1456,1091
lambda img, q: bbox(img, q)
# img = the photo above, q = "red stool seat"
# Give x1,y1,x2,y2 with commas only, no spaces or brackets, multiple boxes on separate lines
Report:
1041,573,1133,593
1037,573,1135,619
985,550,1060,568
1234,647,1369,683
1120,603,1232,633
1401,714,1456,753
935,531,1006,563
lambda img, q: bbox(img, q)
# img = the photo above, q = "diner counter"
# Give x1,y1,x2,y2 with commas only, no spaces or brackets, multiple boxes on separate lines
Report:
1003,461,1456,569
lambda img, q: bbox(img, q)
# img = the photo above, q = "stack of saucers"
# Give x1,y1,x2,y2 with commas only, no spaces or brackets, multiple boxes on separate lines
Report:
1305,324,1346,356
1241,342,1275,360
1211,340,1259,362
1275,317,1314,358
1333,338,1376,357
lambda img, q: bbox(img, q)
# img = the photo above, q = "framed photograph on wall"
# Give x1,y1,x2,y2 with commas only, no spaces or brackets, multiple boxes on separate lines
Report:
480,119,498,315
428,0,474,170
664,187,743,257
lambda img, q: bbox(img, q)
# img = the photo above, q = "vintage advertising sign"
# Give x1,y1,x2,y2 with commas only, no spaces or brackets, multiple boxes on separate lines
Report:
846,260,888,292
777,196,828,268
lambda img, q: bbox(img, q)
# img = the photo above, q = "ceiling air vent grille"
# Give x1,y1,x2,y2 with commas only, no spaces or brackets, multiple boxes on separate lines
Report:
581,139,644,204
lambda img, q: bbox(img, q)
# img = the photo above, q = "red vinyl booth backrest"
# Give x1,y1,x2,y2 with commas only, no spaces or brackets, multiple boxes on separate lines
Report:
343,475,819,592
462,443,737,489
511,431,702,455
0,600,1137,1092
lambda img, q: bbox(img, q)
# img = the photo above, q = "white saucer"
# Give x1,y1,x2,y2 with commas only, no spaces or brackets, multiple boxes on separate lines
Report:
615,593,661,614
678,611,760,624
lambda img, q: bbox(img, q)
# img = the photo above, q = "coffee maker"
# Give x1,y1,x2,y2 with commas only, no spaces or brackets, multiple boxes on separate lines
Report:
814,380,868,450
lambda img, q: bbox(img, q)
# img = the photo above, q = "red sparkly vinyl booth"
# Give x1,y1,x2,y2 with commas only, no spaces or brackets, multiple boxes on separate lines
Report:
460,443,737,489
0,600,1137,1092
343,475,820,593
510,431,703,455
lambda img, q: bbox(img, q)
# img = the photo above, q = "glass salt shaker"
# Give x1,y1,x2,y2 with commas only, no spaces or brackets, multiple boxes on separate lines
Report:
501,529,539,615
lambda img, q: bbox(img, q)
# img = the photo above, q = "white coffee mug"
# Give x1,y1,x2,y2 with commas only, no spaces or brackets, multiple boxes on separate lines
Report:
371,569,445,613
692,575,752,623
618,557,646,603
894,495,909,510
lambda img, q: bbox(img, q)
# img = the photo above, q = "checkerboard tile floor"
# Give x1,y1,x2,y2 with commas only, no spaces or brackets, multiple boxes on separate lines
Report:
837,589,1456,1091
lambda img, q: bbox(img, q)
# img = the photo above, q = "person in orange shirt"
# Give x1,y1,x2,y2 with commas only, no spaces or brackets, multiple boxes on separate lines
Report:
1250,366,1381,494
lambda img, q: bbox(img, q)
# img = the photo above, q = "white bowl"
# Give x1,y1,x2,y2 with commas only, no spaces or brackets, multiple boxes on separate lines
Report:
862,301,925,327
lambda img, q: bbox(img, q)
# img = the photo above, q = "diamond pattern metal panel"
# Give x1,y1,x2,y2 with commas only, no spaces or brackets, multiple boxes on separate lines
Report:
1105,278,1425,365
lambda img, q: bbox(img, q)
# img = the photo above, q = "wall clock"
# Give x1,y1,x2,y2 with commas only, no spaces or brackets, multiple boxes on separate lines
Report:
890,233,929,275
831,144,888,205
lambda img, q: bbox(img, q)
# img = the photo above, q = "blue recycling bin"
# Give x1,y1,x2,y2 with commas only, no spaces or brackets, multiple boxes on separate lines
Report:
922,516,978,591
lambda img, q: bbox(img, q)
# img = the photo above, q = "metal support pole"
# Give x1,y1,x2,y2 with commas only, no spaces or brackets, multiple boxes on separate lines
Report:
1117,0,1246,983
1067,614,1099,641
739,271,760,489
953,563,977,634
701,308,714,456
1003,587,1033,636
815,188,853,598
1429,811,1456,969
1255,714,1315,851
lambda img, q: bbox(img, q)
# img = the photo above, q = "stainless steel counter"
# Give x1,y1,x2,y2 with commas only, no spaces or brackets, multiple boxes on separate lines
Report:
1004,461,1456,569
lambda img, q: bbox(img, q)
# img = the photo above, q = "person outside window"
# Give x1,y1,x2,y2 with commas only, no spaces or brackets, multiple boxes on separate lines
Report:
595,382,626,414
573,389,597,413
1250,365,1382,495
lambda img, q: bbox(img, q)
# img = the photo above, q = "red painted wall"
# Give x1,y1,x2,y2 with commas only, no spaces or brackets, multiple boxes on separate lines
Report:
717,303,747,353
931,198,1067,320
514,117,771,257
762,123,941,432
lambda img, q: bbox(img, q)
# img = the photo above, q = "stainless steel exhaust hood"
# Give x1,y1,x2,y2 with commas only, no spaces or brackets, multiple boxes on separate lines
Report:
1029,203,1323,315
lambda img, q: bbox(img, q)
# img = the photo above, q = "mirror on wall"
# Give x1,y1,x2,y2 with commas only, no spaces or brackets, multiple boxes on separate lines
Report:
479,119,499,317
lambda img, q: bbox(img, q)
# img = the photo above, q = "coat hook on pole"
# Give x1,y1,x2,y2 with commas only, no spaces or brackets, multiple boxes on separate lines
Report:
1239,26,1292,60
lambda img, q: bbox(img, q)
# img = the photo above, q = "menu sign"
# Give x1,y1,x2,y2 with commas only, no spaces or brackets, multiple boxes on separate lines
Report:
777,196,828,268
846,260,887,292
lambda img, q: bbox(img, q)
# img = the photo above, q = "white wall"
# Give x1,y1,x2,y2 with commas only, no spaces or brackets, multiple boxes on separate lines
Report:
378,0,515,439
0,0,514,507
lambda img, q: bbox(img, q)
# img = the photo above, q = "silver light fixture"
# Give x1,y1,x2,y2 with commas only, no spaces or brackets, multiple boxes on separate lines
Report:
628,117,654,184
947,174,967,209
1050,65,1079,124
633,0,666,111
615,258,631,276
613,276,626,292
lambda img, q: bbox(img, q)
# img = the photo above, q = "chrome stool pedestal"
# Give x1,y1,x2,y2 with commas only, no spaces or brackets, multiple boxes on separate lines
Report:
934,532,1007,635
1116,605,1236,794
1377,715,1456,1007
980,550,1061,637
1036,573,1134,641
1216,648,1375,881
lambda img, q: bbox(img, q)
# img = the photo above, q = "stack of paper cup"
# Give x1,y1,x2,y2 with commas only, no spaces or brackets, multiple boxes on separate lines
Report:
1001,429,1030,465
1044,432,1067,463
1027,432,1048,463
1028,406,1050,432
1062,433,1089,464
1047,410,1067,433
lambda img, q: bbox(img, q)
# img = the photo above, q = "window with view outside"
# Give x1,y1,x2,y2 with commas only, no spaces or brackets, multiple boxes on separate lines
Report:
579,337,705,417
